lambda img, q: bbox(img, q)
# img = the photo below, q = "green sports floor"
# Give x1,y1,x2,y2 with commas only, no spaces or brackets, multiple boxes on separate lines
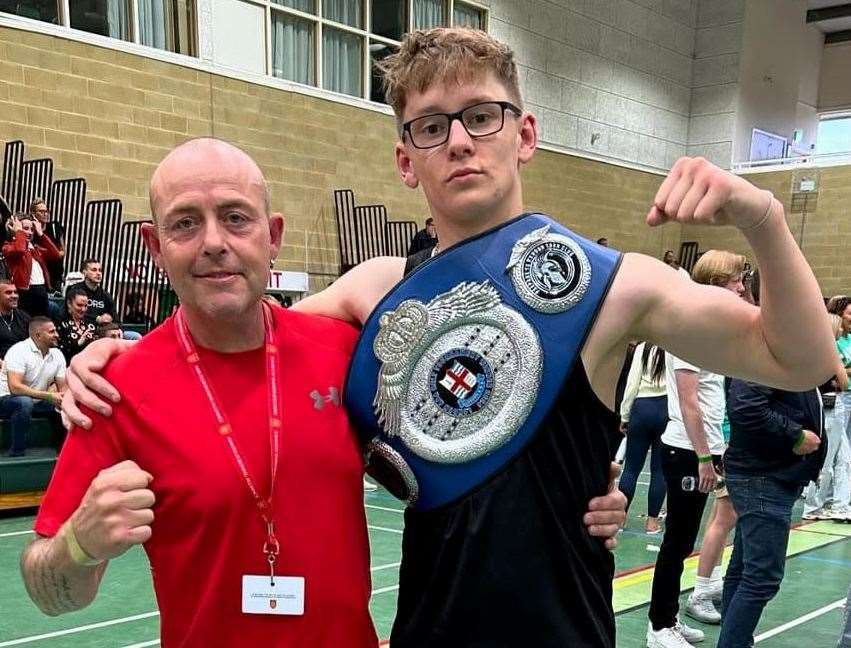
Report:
1,472,851,647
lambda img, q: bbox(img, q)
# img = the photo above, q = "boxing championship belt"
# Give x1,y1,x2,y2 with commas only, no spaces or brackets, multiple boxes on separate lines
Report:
345,213,621,511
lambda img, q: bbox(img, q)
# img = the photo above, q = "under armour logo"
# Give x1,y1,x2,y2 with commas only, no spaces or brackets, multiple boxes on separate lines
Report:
310,387,340,410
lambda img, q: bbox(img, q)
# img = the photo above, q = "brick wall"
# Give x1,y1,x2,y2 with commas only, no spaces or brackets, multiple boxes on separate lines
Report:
1,27,846,295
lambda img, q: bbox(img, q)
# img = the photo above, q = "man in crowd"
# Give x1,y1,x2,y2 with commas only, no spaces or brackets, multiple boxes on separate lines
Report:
0,279,31,360
406,216,438,255
597,237,609,247
29,198,65,293
67,259,115,325
61,28,834,648
0,316,65,456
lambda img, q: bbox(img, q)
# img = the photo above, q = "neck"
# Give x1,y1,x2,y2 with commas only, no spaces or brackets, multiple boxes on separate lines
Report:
431,185,524,251
182,303,266,352
84,280,98,291
0,306,12,317
33,339,49,356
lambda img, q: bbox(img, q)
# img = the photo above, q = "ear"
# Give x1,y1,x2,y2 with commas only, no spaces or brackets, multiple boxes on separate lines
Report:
268,213,284,258
395,140,419,190
141,223,164,270
517,112,538,165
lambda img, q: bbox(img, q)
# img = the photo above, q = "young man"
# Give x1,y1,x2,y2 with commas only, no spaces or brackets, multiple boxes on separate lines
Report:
61,28,834,648
407,216,438,254
67,259,116,325
21,139,377,647
0,279,31,359
0,316,65,456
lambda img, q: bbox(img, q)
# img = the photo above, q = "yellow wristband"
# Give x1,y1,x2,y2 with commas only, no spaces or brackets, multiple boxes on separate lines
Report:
63,524,104,567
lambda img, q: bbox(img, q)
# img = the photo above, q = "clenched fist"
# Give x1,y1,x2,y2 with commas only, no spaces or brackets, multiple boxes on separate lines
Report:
647,157,775,231
70,460,155,561
793,430,821,456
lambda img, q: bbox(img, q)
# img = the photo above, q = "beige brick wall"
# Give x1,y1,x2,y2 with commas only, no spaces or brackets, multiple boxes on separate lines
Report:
1,27,846,295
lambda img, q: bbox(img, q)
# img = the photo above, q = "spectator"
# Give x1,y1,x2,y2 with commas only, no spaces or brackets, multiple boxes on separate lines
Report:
0,316,65,456
57,288,96,364
0,279,31,360
97,322,123,340
2,214,61,317
407,217,438,255
662,250,678,267
804,310,851,520
29,198,65,293
619,341,668,534
718,270,826,647
597,237,609,247
648,250,746,644
67,259,116,325
122,291,154,329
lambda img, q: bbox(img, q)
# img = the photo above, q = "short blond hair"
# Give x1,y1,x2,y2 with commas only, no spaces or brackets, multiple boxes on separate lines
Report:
691,250,747,287
377,27,522,128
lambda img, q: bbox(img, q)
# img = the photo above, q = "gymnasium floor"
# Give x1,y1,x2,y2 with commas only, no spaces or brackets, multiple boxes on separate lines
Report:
1,472,850,647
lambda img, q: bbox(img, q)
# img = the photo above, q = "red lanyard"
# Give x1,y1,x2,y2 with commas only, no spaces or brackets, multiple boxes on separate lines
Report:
175,304,283,575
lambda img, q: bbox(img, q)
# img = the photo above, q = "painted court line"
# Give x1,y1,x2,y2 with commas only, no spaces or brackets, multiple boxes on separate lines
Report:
372,584,400,596
0,612,160,647
368,525,404,535
754,598,845,643
0,530,32,539
120,642,159,648
372,562,401,573
365,504,405,514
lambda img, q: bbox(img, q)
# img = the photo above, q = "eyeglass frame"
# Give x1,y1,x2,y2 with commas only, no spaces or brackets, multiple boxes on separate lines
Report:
401,100,523,150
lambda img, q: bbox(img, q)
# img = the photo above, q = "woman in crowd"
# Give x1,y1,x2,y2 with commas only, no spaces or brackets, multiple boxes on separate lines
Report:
58,288,96,364
619,341,668,534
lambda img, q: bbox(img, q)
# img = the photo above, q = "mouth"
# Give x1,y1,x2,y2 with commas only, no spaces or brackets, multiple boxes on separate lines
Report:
194,271,243,282
447,168,482,183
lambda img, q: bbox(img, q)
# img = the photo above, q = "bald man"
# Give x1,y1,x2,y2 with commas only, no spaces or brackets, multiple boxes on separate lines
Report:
20,139,377,647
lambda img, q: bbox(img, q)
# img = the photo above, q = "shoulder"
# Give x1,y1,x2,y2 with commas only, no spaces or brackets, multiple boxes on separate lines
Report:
101,319,181,392
276,307,359,354
5,340,30,363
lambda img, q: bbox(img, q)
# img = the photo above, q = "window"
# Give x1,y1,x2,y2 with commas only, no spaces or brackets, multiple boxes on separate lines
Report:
817,115,851,155
453,1,484,29
255,0,487,101
1,0,59,24
0,0,196,55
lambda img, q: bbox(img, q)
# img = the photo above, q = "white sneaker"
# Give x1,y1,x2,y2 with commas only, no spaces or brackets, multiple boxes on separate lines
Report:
685,593,721,624
674,618,706,643
647,623,691,647
363,477,378,492
802,509,829,521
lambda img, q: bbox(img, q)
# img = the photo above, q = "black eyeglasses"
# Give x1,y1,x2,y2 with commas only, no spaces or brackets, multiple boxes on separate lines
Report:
402,101,522,149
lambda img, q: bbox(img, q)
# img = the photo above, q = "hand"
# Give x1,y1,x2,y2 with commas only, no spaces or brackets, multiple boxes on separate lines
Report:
583,463,627,550
837,370,849,393
8,215,21,232
70,460,155,561
32,219,43,238
794,430,821,456
647,157,776,231
697,461,717,493
619,421,628,435
62,338,135,429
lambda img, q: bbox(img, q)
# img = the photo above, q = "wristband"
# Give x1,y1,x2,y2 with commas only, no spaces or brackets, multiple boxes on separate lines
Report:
793,432,806,451
63,524,104,567
697,455,713,464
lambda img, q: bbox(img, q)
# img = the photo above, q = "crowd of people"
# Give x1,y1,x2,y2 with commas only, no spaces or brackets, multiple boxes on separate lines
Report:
0,198,133,456
4,25,847,648
618,251,850,647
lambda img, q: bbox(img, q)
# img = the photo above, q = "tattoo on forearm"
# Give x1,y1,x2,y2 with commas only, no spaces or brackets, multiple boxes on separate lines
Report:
22,540,84,615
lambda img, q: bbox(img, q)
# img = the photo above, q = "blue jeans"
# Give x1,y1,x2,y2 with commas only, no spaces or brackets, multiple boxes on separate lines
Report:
0,395,59,455
718,473,803,647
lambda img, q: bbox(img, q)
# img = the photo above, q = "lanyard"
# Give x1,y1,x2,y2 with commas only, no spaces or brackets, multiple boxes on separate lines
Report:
174,304,283,579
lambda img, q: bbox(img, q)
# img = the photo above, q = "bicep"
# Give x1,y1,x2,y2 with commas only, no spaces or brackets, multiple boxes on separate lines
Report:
7,370,25,392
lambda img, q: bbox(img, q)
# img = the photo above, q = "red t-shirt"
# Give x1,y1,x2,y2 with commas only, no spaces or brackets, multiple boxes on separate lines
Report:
35,307,377,648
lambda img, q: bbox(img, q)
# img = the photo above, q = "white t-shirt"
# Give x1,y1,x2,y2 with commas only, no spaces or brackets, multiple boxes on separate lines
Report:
661,352,726,455
29,253,45,286
0,338,66,397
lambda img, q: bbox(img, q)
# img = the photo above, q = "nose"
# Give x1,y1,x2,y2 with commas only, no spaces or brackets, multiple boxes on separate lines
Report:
446,117,474,159
200,218,228,257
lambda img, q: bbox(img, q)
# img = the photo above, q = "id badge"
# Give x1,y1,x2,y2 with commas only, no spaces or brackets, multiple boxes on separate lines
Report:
242,575,305,615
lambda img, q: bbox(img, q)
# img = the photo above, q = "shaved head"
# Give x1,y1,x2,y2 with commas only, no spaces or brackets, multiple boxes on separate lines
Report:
149,138,270,221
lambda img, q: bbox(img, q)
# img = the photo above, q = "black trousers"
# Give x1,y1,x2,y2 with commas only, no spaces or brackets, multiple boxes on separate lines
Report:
649,443,721,630
18,284,48,317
